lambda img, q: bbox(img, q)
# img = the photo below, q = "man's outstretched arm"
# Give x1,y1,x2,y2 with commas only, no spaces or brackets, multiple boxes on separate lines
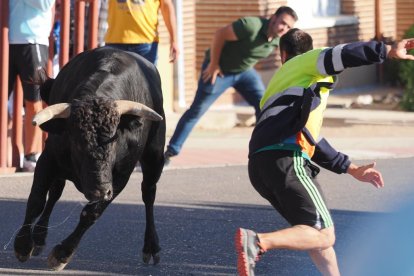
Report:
317,38,414,76
347,162,384,188
386,39,414,60
311,138,384,188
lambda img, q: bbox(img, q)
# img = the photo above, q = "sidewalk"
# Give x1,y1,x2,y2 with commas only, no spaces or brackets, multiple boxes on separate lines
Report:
165,103,414,169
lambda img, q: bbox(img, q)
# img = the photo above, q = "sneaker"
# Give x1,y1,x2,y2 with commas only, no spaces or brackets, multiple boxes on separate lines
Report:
235,228,265,276
163,150,176,167
22,153,38,172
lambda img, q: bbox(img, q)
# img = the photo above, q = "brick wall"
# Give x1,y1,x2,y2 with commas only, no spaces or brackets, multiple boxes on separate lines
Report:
342,0,396,41
396,0,414,39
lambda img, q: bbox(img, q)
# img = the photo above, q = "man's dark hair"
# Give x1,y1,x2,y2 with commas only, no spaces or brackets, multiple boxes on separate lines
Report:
280,28,313,61
274,6,298,21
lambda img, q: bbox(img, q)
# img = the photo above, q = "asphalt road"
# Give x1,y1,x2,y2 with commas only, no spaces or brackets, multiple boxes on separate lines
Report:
1,157,414,275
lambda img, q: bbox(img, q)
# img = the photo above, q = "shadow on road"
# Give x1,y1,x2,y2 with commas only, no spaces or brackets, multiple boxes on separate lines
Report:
0,199,388,276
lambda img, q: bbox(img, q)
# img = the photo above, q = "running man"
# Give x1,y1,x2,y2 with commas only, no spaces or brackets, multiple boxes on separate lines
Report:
235,28,414,276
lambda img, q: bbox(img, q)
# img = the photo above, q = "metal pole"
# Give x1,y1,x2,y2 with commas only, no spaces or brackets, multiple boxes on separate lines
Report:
60,0,70,67
0,0,9,171
88,0,99,49
375,0,383,40
175,0,186,108
375,0,384,84
74,0,85,55
12,78,23,169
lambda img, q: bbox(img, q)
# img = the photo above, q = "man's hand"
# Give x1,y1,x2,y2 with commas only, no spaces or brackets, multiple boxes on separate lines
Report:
169,41,179,63
347,162,384,188
387,39,414,60
202,63,223,84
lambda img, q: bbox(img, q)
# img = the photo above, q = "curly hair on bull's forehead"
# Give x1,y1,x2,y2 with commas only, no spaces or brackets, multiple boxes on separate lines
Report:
70,97,120,160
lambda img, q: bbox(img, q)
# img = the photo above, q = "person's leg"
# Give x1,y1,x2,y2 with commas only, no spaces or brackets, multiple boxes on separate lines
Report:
236,225,338,276
106,43,158,65
166,66,234,155
126,43,158,65
24,100,43,156
258,225,335,250
8,45,18,98
239,151,339,275
143,43,158,65
19,44,48,169
233,68,265,119
256,226,338,276
308,246,340,276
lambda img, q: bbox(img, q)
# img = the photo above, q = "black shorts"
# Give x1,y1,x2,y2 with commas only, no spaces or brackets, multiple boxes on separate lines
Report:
8,44,48,102
248,150,333,229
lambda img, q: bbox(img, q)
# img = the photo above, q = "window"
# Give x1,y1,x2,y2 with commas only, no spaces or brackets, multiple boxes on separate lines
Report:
288,0,357,29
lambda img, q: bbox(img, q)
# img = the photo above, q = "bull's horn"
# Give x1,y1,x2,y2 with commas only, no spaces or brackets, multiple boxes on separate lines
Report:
32,103,71,126
115,100,163,121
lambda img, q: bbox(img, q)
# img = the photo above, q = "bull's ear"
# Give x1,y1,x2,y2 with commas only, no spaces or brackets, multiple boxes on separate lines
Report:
38,118,67,134
39,77,54,104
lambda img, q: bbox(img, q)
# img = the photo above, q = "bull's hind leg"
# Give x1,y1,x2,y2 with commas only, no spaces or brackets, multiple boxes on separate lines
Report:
14,153,58,262
32,179,66,256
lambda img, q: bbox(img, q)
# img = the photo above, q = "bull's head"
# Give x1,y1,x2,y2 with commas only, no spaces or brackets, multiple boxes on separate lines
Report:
32,98,162,202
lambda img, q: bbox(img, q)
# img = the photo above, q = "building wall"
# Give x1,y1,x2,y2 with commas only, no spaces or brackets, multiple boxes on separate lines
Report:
342,0,396,41
157,0,196,112
396,0,414,39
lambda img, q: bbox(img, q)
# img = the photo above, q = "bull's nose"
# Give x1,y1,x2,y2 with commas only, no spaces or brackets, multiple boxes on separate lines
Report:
104,189,113,200
86,189,113,202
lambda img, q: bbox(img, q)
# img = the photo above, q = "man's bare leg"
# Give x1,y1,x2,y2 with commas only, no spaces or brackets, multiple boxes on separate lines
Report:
309,246,340,276
257,225,339,276
24,100,43,155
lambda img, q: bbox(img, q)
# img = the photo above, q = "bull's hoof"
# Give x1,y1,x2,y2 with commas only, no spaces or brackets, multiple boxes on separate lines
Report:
14,248,33,263
143,252,160,265
14,236,34,262
47,252,68,271
47,245,72,271
32,245,45,256
153,253,160,265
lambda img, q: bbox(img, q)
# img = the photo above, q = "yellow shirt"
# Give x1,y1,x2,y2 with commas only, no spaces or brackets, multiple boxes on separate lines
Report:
105,0,160,44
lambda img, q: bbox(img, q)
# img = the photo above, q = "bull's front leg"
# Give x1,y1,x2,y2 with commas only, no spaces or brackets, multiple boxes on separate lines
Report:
14,154,56,262
47,200,112,271
140,139,164,265
31,179,66,256
141,180,160,265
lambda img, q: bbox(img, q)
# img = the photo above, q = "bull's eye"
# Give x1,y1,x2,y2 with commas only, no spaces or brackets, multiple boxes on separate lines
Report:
98,133,118,146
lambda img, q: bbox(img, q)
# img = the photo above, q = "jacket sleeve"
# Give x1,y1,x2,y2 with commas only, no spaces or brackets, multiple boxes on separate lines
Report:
317,41,388,76
311,138,351,174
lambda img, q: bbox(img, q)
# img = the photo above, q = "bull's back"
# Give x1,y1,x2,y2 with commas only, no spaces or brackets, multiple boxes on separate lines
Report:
46,47,163,112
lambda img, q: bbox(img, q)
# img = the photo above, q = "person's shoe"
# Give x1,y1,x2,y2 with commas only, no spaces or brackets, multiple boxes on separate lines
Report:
22,153,38,172
163,150,176,167
235,228,265,276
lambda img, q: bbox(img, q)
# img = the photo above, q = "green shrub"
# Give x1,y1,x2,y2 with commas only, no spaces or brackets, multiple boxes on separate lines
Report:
399,25,414,111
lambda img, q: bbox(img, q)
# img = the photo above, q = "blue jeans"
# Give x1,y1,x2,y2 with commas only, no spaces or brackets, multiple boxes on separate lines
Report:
106,43,159,65
167,60,265,155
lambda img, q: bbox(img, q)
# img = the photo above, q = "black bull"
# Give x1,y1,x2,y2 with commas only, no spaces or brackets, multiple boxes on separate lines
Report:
13,47,166,270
